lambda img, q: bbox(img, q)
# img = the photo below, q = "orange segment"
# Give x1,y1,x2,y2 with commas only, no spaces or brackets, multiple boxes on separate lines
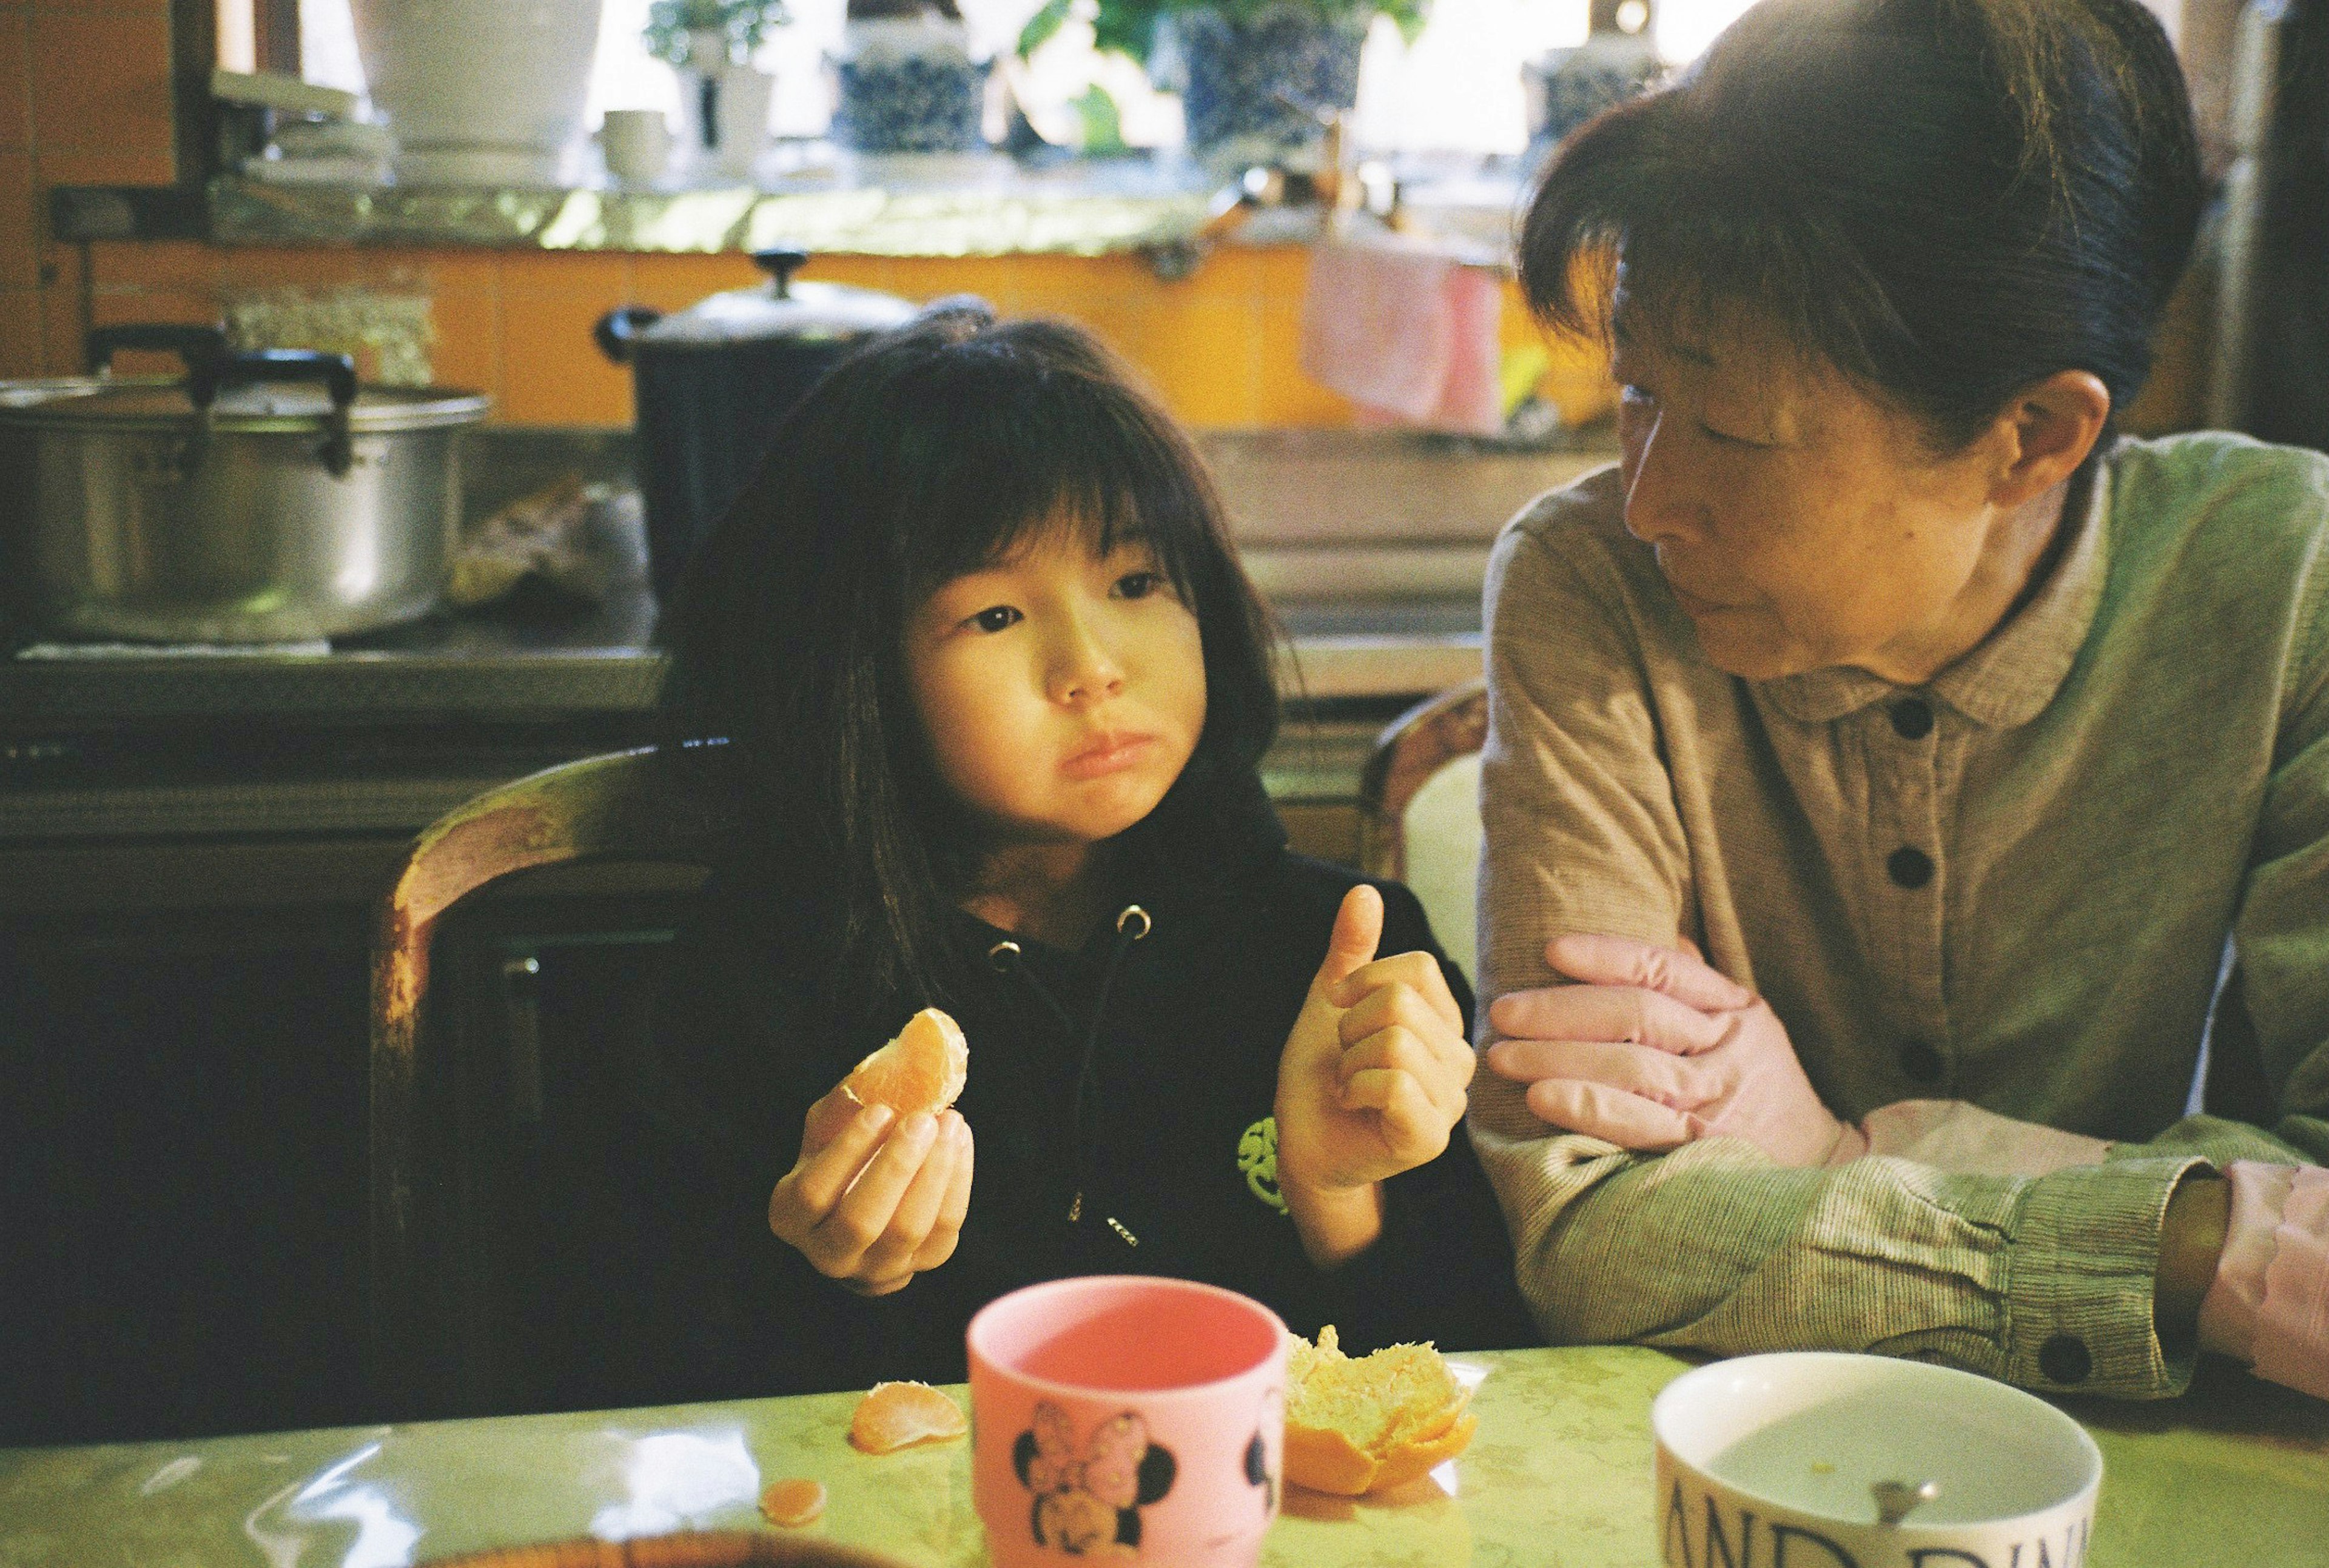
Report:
849,1380,968,1453
841,1007,968,1117
759,1477,826,1527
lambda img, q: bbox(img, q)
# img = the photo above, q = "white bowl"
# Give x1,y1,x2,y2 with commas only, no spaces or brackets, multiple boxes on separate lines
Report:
1652,1353,2102,1568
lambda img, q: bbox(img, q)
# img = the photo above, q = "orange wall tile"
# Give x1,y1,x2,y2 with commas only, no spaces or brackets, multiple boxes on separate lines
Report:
0,281,39,375
32,144,172,192
0,5,29,153
1109,293,1264,427
791,252,893,295
1256,295,1355,426
0,149,30,289
426,278,500,405
36,258,77,368
29,4,173,156
90,236,215,292
631,250,761,312
496,253,637,426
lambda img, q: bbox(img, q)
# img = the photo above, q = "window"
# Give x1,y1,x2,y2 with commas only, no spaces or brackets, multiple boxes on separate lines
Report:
293,0,1766,159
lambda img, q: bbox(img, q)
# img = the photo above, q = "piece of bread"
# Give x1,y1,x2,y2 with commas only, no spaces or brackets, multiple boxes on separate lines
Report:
1282,1325,1475,1496
840,1007,967,1117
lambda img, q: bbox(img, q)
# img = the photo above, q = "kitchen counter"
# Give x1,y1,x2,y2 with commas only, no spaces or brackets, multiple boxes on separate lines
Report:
0,427,1613,851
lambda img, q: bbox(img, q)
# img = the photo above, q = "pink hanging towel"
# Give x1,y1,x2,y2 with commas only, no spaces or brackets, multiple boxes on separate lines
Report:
1298,238,1506,436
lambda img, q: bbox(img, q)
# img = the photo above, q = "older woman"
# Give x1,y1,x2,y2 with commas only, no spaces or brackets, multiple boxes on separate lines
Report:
1472,0,2327,1401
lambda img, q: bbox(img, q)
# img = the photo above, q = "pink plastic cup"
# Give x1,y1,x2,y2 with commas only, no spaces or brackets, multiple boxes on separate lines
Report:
967,1275,1289,1568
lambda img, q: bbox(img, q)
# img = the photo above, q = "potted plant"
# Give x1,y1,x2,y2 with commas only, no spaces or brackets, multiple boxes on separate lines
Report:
645,0,789,177
1018,0,1427,167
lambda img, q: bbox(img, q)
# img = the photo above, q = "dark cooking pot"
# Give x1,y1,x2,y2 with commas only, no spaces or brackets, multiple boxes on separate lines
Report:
596,248,919,598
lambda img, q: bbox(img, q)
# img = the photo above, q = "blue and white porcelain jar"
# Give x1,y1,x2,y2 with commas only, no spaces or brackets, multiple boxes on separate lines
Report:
830,17,990,154
1522,27,1662,162
1170,5,1365,172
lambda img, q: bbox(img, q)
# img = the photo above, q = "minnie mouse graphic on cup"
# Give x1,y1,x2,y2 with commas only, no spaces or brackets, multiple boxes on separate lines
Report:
970,1276,1288,1568
1015,1404,1175,1552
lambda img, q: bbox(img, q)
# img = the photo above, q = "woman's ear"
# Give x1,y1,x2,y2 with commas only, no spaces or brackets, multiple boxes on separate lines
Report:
1992,370,2112,506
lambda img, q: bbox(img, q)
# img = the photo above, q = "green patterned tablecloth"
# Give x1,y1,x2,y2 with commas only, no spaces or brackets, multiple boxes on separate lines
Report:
1,1347,2322,1567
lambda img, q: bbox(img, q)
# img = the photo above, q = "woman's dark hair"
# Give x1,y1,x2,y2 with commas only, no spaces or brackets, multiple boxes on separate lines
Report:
1518,0,2203,449
656,306,1279,1018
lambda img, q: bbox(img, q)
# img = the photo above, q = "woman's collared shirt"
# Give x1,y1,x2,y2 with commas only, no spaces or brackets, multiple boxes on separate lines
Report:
1470,432,2329,1399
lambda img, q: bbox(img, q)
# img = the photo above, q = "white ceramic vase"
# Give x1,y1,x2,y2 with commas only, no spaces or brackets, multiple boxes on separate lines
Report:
674,28,774,180
349,0,607,184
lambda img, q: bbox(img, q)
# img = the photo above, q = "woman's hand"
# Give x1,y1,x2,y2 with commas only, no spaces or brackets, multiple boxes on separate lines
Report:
767,1090,974,1297
1274,885,1477,1265
1484,933,1859,1168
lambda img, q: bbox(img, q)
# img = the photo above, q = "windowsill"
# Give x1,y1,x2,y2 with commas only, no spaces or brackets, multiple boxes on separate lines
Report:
58,151,1535,260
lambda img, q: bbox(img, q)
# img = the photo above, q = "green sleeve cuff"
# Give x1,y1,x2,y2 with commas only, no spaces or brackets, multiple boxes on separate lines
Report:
2004,1154,2211,1398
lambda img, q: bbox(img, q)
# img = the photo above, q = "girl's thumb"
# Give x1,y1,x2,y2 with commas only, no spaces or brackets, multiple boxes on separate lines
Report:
1310,884,1384,999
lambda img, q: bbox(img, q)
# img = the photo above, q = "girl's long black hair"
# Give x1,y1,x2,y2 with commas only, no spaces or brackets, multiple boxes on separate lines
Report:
656,305,1280,1022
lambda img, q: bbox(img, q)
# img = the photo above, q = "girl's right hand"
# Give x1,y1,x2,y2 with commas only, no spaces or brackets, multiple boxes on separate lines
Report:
767,1091,975,1297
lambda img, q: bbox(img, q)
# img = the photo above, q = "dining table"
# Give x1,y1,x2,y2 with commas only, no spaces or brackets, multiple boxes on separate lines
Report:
3,1345,2325,1568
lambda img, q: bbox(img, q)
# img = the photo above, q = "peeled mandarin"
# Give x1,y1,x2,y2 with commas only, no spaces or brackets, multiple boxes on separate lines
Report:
759,1477,826,1527
849,1380,967,1454
841,1007,968,1117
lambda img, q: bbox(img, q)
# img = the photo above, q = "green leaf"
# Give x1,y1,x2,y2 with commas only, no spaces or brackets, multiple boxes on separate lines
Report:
1016,0,1075,57
1071,84,1128,152
1091,0,1163,64
1081,0,1432,66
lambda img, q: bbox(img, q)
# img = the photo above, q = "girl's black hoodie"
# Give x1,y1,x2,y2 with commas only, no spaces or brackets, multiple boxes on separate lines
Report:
600,771,1536,1402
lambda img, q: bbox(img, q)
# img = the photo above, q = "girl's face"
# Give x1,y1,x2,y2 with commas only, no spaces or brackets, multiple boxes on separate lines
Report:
1609,292,2021,684
904,524,1208,853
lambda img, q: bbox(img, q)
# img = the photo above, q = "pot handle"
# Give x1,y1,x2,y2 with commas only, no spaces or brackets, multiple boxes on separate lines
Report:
86,322,229,375
594,306,663,364
189,348,361,477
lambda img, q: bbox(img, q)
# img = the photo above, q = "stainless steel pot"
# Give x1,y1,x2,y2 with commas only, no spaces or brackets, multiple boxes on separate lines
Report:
0,324,489,645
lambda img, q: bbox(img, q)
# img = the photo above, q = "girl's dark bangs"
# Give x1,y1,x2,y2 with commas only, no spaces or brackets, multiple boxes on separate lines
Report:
898,372,1213,606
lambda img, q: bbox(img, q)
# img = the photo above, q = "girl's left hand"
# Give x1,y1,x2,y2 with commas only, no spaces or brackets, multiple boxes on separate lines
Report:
1274,885,1476,1262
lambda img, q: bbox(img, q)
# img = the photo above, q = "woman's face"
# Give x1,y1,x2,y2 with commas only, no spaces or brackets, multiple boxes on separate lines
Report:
1609,293,2018,683
904,524,1208,853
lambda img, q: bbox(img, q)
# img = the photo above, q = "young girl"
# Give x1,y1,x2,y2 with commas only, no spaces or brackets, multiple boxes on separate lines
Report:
618,306,1532,1401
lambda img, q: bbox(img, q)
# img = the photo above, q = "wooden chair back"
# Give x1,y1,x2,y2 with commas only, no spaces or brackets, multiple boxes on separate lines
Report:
368,743,727,1414
1356,679,1489,983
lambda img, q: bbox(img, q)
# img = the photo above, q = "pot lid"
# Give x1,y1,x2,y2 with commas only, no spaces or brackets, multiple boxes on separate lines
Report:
1,376,489,433
625,247,919,350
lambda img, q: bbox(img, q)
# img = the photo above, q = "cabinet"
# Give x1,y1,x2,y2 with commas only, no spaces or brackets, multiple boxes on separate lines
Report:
0,798,1366,1443
1,900,374,1445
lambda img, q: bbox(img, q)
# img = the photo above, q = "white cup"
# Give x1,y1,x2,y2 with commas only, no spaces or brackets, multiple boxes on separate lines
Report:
597,109,673,184
1652,1353,2102,1568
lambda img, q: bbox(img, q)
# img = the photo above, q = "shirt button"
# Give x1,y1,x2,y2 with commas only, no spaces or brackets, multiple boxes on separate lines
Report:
1899,1040,1945,1083
1887,846,1934,888
2038,1334,2093,1385
1890,699,1935,739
